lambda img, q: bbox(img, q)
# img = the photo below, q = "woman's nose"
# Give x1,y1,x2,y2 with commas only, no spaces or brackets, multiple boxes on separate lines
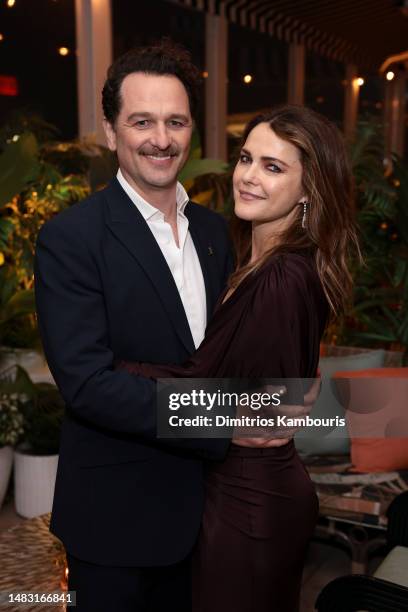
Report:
242,164,260,185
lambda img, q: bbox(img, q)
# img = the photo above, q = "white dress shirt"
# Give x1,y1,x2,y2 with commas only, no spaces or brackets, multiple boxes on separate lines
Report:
117,169,207,348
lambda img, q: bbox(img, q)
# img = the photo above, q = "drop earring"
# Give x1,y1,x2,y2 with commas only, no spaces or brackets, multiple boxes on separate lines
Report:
301,201,308,229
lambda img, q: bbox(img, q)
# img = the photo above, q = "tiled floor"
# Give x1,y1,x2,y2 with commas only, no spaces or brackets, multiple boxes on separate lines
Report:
0,499,383,612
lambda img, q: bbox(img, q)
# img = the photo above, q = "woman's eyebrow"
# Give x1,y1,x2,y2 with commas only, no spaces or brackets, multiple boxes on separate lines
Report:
241,147,290,167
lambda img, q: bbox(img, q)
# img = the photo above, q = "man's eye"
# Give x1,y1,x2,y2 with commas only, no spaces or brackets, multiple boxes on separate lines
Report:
135,120,149,128
169,120,185,128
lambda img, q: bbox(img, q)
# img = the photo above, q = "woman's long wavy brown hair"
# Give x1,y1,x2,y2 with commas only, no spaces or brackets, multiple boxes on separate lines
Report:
229,104,361,316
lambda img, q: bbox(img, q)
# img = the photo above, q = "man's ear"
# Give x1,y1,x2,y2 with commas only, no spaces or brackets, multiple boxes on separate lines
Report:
103,118,117,151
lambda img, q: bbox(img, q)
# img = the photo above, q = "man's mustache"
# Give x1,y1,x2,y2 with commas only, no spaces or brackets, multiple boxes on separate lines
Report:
139,146,179,157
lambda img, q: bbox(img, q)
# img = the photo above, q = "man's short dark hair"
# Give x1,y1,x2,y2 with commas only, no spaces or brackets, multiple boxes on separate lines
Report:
102,39,201,125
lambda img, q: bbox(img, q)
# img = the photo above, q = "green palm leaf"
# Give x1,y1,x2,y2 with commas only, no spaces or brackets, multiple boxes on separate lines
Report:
0,133,39,208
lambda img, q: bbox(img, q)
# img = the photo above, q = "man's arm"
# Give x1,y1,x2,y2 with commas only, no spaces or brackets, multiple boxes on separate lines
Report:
35,220,158,436
35,219,228,459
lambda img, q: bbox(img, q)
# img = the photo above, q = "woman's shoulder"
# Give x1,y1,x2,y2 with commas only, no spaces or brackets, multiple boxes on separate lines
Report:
260,251,327,312
263,251,319,289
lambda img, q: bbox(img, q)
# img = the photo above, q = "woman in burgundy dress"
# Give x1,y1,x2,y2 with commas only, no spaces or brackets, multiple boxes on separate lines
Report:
118,105,359,611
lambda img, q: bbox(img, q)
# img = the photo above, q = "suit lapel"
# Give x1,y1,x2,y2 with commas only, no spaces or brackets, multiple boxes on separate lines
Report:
104,179,195,354
185,203,219,322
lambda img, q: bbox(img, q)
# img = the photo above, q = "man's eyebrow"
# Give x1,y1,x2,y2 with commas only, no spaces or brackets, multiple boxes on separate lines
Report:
241,147,290,168
126,112,191,123
169,114,191,122
126,112,152,122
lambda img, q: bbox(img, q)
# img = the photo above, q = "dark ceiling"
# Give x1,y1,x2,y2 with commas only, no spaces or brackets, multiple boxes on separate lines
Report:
170,0,408,68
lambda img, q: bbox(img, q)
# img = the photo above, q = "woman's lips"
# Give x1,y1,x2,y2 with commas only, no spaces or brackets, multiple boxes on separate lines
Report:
238,190,266,201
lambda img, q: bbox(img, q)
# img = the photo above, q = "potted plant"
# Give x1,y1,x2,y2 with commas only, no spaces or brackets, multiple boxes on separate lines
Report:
325,119,408,364
0,391,25,510
0,365,30,510
0,127,88,380
14,382,64,518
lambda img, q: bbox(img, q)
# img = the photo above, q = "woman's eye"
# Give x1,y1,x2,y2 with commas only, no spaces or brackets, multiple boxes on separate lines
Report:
267,164,282,173
239,154,251,164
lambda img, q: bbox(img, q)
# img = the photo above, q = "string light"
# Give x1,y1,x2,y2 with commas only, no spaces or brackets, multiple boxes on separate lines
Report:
58,47,69,56
386,71,395,81
7,0,15,7
243,74,253,84
356,77,364,86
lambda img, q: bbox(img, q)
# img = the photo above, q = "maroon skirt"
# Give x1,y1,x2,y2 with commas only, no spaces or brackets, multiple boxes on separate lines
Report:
192,441,318,612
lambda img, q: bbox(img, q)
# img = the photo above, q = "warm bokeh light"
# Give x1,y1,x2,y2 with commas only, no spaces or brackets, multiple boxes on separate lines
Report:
0,75,18,96
356,77,364,87
58,47,70,56
0,34,4,42
7,0,15,7
202,71,209,78
243,74,253,84
386,71,395,81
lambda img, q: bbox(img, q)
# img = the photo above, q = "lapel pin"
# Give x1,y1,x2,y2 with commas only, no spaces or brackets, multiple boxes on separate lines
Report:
208,246,214,256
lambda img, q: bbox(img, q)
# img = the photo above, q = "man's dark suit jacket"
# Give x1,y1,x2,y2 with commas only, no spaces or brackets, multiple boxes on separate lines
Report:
34,177,233,567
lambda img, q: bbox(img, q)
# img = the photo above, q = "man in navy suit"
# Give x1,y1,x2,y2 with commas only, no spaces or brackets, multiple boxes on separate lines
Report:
35,40,232,611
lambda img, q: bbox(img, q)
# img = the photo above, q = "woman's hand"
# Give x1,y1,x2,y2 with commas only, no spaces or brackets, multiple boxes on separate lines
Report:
232,436,291,448
232,375,321,448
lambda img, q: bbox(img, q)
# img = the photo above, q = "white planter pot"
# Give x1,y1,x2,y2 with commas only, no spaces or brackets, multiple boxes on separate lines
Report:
0,445,13,510
0,347,54,384
14,449,59,518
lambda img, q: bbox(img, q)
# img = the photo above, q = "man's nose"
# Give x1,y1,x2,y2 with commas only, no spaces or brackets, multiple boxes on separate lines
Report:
150,123,171,150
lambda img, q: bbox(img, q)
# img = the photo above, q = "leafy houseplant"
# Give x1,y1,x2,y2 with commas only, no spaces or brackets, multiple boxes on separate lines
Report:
325,119,408,363
0,392,25,509
0,363,64,517
0,371,27,509
13,380,65,518
0,130,89,349
0,392,25,448
19,383,64,456
179,128,230,212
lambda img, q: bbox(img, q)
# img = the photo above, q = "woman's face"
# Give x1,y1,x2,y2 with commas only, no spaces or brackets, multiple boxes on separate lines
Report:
233,122,305,232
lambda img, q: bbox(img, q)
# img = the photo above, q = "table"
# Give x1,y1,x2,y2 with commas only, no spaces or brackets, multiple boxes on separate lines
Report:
305,459,408,573
0,514,66,611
